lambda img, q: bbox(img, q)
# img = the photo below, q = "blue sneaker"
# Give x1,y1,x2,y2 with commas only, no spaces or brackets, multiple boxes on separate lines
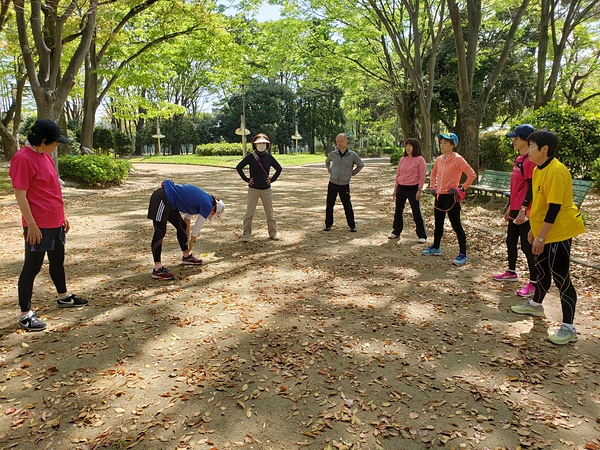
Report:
452,253,468,266
422,245,442,255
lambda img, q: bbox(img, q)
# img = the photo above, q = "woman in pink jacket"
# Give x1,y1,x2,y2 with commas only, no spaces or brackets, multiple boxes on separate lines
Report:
389,138,427,242
423,133,476,266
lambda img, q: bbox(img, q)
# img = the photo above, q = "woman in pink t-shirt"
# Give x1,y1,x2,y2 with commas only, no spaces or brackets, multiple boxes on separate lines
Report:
9,119,88,332
389,138,427,242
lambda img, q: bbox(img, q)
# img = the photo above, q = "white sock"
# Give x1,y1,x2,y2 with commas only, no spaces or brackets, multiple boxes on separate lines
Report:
530,300,543,307
20,311,34,320
562,323,575,332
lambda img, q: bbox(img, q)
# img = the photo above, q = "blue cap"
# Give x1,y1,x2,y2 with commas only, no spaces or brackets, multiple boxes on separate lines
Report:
438,132,458,146
506,124,534,138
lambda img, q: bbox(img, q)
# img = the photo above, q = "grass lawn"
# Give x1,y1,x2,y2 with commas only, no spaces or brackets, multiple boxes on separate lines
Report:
129,153,327,168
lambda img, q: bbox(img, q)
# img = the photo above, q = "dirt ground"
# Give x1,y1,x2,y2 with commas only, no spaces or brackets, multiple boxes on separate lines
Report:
0,160,599,450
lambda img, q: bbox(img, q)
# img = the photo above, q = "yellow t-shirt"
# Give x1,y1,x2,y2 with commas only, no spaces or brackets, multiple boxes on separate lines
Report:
530,158,585,243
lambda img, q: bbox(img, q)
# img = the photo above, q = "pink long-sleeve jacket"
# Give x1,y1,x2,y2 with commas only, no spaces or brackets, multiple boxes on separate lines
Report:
430,152,476,194
394,155,427,190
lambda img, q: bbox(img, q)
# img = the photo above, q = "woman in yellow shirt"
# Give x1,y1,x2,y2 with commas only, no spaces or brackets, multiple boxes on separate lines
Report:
511,130,585,345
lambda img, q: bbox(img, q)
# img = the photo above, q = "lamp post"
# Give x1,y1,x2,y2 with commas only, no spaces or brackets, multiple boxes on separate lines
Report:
242,93,247,156
152,120,165,155
291,124,302,154
235,93,250,156
235,122,251,154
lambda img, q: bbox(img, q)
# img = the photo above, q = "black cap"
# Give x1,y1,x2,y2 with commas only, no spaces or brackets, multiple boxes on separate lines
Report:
506,124,534,139
30,119,70,144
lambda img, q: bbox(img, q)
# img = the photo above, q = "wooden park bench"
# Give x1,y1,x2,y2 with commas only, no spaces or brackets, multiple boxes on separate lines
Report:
470,170,593,206
572,179,593,207
470,170,511,198
426,162,433,176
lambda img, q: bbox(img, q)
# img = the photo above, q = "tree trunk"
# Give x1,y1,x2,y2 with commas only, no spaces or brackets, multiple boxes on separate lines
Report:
0,123,18,160
1,75,26,160
419,114,433,163
458,110,479,174
81,45,99,150
395,92,416,136
134,97,147,156
535,0,550,108
14,0,98,176
447,0,528,174
308,130,315,154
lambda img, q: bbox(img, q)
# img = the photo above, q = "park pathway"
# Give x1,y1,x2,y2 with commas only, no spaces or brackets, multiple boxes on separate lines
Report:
0,161,598,450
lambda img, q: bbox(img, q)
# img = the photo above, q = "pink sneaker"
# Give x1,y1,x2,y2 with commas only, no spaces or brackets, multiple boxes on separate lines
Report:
493,270,519,282
516,282,536,297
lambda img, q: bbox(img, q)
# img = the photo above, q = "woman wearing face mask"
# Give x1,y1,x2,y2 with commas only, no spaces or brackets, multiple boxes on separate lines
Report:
236,133,283,242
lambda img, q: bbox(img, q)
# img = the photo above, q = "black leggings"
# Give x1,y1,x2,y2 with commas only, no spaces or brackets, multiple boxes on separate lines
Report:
433,194,467,254
152,209,189,263
506,213,536,281
19,230,67,313
533,239,577,324
392,185,427,239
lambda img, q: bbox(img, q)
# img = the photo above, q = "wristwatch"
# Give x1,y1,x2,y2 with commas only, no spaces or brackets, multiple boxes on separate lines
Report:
535,237,545,243
520,206,527,212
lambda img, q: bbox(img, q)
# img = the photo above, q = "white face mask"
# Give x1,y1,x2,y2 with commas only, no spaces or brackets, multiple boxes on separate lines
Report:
255,143,268,152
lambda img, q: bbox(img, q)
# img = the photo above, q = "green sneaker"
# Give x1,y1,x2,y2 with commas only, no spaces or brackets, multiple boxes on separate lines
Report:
511,300,545,317
547,325,578,345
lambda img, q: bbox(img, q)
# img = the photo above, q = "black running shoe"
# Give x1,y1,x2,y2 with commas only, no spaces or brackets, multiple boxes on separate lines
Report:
152,266,174,280
57,294,89,308
19,313,47,331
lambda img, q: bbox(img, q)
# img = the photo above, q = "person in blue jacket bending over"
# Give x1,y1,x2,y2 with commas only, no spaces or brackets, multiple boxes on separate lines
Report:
147,180,224,280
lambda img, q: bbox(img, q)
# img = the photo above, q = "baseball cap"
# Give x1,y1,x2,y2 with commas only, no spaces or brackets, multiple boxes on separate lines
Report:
30,119,70,144
506,124,534,139
209,199,225,221
438,132,459,146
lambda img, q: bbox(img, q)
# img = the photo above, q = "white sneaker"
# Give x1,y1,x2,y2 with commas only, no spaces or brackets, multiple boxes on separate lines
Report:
388,233,399,239
418,237,427,243
547,324,578,345
270,234,280,240
511,300,545,317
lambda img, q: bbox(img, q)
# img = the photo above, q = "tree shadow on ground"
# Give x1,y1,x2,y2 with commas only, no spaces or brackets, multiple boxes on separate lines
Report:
0,162,598,449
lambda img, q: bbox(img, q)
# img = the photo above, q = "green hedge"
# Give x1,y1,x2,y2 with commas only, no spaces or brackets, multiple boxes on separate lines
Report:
479,131,515,171
516,104,600,178
589,157,600,190
195,143,243,156
58,155,131,187
354,147,383,158
390,152,401,166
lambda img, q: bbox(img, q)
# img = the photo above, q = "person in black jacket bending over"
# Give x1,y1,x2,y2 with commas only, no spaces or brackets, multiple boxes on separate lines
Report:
236,133,282,242
324,133,364,232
